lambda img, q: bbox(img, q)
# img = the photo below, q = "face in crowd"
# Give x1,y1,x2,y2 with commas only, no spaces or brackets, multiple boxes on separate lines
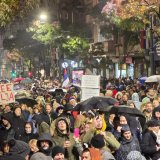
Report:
45,104,52,114
14,107,22,117
119,115,128,125
54,153,65,160
40,141,50,150
123,130,132,140
81,150,91,160
25,123,32,134
58,120,67,132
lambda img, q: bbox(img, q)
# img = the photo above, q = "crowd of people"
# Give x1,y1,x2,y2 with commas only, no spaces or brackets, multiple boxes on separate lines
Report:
0,77,160,160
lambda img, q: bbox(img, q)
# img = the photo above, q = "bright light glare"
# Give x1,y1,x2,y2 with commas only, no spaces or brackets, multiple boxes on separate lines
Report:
39,13,47,21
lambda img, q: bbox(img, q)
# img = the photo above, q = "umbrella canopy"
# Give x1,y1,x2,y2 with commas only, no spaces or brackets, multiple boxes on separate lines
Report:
13,84,25,90
139,76,147,81
0,79,10,83
20,78,33,84
16,97,37,107
48,88,67,97
13,77,25,83
73,96,118,111
145,75,160,83
15,90,31,98
110,105,146,128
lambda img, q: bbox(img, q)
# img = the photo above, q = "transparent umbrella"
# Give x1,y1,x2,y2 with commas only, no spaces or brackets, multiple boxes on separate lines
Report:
145,75,160,83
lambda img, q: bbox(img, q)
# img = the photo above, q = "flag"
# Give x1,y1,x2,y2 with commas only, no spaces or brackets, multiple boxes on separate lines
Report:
62,68,69,87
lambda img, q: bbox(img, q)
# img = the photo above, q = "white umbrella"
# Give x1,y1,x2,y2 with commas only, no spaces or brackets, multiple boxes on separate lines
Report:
145,75,160,83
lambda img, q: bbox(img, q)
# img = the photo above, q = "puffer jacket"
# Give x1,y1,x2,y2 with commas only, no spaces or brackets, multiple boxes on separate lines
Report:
115,136,141,160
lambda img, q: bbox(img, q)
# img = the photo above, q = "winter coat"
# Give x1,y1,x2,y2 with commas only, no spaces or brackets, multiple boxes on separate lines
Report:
20,132,39,143
11,114,25,140
52,117,78,160
100,149,115,160
40,111,57,126
0,153,25,160
37,133,55,156
19,122,39,143
115,136,141,160
141,130,160,160
82,128,120,153
8,139,30,158
0,113,15,147
124,114,142,142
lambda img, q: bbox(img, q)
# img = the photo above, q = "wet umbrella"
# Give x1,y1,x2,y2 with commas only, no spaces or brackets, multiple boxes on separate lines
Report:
16,97,37,107
73,96,118,111
13,77,25,83
110,105,146,128
69,84,81,93
0,79,10,83
20,78,33,84
145,75,160,83
48,88,67,97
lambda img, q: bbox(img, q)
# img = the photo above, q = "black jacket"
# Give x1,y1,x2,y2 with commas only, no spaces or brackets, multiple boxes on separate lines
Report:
0,113,15,147
19,122,39,143
11,114,25,140
40,111,57,126
141,130,160,160
20,132,39,143
0,153,25,160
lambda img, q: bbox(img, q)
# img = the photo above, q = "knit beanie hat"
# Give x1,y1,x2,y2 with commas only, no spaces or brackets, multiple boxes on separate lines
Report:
52,146,65,158
90,134,105,149
121,125,131,134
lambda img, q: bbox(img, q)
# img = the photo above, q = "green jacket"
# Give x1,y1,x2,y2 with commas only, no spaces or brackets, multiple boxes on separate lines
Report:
52,117,77,160
81,129,120,153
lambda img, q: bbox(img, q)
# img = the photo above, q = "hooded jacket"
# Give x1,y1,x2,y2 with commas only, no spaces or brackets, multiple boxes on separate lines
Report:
20,122,39,143
141,129,160,160
37,133,55,156
8,139,30,158
0,153,25,160
0,113,15,146
53,117,77,160
11,110,25,140
115,135,141,160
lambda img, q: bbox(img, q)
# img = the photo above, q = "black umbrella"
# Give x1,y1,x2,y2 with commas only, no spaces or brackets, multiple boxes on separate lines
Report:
73,96,118,111
16,97,37,107
110,105,146,129
48,88,67,97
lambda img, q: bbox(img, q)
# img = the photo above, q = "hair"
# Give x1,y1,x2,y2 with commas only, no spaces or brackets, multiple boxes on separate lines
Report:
81,148,90,155
28,139,39,153
28,139,38,148
1,140,9,154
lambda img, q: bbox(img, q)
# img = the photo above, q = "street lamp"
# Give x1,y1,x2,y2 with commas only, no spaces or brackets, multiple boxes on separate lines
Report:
39,13,48,23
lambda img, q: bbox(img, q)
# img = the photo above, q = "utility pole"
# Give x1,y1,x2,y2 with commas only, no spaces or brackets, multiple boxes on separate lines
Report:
149,14,156,75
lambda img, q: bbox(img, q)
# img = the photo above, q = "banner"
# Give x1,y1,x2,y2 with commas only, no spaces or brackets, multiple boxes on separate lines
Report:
81,75,100,100
0,83,15,104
